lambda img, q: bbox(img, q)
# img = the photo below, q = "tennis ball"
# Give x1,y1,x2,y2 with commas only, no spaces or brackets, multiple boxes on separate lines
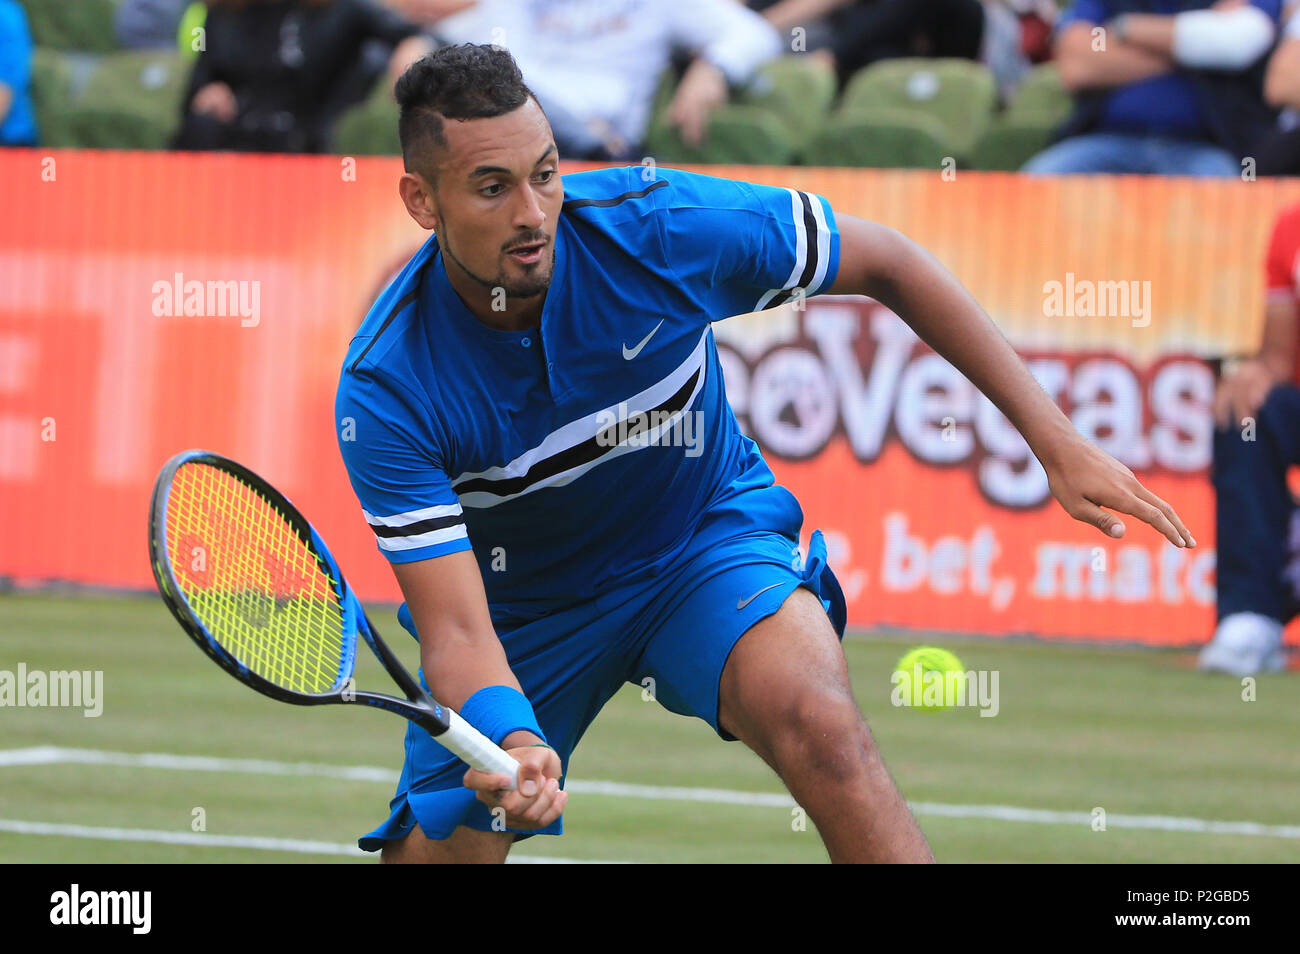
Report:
892,646,966,712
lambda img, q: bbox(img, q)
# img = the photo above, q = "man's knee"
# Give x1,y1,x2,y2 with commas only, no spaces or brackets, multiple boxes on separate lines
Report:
379,821,512,864
760,684,876,784
727,664,876,787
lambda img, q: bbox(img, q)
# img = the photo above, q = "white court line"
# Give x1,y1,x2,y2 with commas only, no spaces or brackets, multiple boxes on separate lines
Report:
4,746,1299,840
0,819,611,864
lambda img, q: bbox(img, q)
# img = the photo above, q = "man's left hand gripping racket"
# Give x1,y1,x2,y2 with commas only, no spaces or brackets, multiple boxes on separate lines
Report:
148,449,520,787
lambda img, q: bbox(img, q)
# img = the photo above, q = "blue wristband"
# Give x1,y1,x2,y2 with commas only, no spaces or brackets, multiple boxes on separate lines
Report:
457,685,546,747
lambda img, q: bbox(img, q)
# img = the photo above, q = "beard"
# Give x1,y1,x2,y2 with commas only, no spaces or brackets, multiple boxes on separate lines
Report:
443,237,555,300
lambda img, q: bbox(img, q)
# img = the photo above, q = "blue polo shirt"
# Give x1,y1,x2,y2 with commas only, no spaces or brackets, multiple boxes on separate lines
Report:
336,166,839,609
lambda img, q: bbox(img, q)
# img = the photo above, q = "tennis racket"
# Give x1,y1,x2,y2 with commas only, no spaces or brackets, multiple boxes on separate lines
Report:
148,449,520,787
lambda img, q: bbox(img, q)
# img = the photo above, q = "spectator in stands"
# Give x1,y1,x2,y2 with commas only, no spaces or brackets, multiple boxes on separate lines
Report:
1022,0,1282,176
1251,1,1300,172
420,0,783,160
0,0,37,146
116,0,195,49
752,1,1055,101
175,0,431,153
1200,202,1300,674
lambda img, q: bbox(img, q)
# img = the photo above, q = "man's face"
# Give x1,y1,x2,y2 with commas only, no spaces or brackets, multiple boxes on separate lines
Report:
428,98,562,300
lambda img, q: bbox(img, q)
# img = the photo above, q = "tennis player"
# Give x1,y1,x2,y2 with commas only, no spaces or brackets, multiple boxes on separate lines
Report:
335,44,1195,863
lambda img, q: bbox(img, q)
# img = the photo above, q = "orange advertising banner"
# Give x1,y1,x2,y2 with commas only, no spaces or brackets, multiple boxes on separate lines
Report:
1,149,1297,646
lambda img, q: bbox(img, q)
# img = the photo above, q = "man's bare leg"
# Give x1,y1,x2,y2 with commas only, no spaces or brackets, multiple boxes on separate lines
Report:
380,822,512,864
718,586,934,863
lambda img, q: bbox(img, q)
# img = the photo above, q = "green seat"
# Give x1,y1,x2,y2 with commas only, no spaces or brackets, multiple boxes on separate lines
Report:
29,47,76,145
801,106,951,169
77,50,189,115
840,58,997,159
649,65,678,124
18,0,119,53
968,117,1058,171
1004,64,1071,124
739,56,837,151
61,106,173,149
334,86,401,156
61,51,189,149
643,104,795,165
968,65,1072,171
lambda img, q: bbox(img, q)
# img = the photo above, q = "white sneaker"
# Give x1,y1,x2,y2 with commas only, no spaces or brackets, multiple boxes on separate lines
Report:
1198,612,1286,675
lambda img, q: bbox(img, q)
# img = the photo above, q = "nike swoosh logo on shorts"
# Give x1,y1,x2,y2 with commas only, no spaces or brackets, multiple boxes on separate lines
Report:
736,582,786,610
622,319,664,360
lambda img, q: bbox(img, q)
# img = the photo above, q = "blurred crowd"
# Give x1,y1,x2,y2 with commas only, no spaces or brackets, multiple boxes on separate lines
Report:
1,0,1300,175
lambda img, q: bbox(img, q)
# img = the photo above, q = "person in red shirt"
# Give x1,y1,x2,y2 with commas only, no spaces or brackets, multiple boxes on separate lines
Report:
1201,203,1300,674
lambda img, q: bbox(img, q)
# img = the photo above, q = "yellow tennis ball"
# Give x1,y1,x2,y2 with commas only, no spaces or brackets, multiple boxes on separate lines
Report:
892,647,966,712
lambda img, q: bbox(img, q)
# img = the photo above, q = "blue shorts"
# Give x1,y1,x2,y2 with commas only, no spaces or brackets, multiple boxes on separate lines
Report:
357,524,846,851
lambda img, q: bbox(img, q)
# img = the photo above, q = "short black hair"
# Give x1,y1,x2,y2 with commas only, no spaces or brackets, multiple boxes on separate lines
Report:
396,44,539,182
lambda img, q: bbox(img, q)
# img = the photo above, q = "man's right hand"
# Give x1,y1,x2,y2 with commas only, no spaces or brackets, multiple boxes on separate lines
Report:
462,741,566,830
192,82,237,123
1214,358,1278,430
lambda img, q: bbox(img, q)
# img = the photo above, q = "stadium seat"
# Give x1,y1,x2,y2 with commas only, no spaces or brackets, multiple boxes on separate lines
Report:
76,50,189,115
60,106,174,149
18,0,119,53
968,65,1072,171
644,104,796,165
739,56,837,153
649,66,678,125
64,51,189,149
839,58,997,160
33,50,191,150
334,86,401,156
800,106,951,169
1003,64,1072,125
968,118,1058,171
29,47,76,146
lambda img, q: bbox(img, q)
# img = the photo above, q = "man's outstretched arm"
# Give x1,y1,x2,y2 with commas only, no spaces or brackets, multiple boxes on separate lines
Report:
392,550,567,827
828,213,1195,548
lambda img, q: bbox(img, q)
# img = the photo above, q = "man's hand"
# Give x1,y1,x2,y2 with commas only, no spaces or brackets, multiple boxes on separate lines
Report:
398,0,478,23
1213,358,1277,430
1042,435,1195,547
826,214,1198,551
462,741,566,830
388,35,435,92
666,59,729,147
192,81,237,122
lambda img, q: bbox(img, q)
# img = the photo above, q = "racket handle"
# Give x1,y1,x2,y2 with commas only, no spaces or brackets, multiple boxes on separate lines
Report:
443,708,523,790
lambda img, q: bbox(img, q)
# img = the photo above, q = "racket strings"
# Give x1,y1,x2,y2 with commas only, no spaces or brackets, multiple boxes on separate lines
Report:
165,462,347,695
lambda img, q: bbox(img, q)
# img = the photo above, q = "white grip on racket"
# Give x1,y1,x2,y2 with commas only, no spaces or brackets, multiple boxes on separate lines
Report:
443,708,523,790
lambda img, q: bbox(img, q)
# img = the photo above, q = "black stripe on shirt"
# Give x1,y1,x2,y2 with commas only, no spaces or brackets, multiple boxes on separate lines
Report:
767,191,820,310
453,366,701,499
562,178,668,211
368,511,465,539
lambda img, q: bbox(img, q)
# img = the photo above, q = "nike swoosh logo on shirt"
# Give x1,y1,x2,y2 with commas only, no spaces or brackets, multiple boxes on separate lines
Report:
736,582,786,610
622,319,664,360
